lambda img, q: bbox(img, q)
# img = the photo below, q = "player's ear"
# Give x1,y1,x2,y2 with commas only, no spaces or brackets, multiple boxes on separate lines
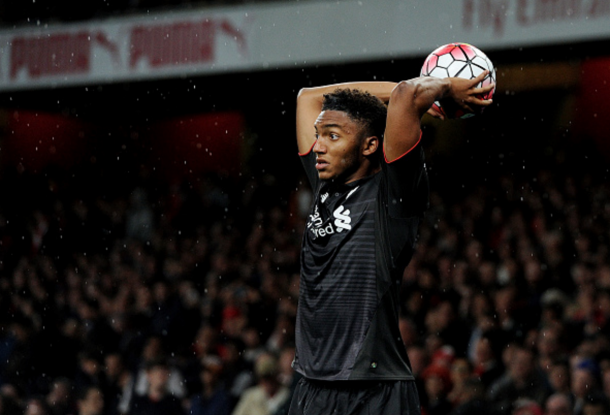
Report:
362,136,379,156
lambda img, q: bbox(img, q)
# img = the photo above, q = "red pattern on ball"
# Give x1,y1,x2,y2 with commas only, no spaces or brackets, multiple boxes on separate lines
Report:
420,42,496,119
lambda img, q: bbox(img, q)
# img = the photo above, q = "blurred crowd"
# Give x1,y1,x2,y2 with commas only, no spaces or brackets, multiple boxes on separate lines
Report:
0,151,609,415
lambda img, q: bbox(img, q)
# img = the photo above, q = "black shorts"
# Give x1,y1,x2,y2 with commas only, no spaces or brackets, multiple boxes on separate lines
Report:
287,378,421,415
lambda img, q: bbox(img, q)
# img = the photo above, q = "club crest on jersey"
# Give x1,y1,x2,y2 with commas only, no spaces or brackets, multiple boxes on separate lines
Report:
333,206,351,232
307,204,352,239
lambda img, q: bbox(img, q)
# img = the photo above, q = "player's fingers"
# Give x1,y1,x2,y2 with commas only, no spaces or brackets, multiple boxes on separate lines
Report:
469,70,490,86
479,70,491,80
471,84,495,95
469,97,493,106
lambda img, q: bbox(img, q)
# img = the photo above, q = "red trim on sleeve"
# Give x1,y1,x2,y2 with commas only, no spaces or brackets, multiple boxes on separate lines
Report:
298,141,316,156
383,131,422,164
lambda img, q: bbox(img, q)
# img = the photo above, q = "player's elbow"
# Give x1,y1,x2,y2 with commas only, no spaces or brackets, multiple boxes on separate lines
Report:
392,79,444,113
390,80,421,112
297,87,316,102
391,80,417,103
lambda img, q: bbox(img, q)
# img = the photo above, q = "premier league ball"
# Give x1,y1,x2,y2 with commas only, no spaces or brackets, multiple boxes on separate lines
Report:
421,42,496,119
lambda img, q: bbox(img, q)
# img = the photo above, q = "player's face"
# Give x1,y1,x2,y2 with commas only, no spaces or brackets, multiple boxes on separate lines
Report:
313,110,365,183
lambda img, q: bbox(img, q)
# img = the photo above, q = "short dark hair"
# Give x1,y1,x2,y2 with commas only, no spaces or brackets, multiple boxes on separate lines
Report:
321,88,387,143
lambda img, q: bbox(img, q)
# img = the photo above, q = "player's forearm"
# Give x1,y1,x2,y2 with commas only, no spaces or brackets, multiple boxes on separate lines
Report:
298,81,398,105
384,77,452,160
391,77,452,117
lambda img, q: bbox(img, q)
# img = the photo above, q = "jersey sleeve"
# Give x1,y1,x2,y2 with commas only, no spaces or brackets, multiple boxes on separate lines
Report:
299,144,320,191
381,137,429,219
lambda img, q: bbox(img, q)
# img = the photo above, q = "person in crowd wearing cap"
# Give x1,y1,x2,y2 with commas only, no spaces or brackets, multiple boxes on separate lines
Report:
232,352,289,415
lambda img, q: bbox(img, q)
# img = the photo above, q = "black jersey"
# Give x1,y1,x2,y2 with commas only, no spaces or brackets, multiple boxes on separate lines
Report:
294,141,429,381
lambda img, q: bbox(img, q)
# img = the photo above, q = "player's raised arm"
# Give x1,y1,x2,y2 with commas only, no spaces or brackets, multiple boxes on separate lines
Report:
296,82,397,155
384,71,494,162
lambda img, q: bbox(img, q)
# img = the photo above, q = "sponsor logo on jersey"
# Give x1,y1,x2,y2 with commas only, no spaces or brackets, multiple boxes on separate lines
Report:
307,205,322,229
307,203,352,238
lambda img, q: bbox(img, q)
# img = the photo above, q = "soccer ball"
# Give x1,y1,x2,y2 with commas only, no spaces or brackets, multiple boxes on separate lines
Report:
420,43,496,119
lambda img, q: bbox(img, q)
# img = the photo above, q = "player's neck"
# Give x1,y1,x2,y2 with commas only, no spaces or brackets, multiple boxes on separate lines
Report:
344,161,380,184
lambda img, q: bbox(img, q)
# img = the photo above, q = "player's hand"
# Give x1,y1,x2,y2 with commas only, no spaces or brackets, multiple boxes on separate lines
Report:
444,71,495,115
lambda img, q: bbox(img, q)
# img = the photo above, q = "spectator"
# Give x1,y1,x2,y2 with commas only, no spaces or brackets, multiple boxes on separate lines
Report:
273,345,301,415
448,378,489,415
74,351,105,391
421,364,452,415
231,352,289,415
45,377,73,415
76,387,105,415
132,336,186,403
570,362,599,415
548,360,572,395
241,326,265,368
0,391,21,415
406,344,430,407
545,393,573,415
3,318,37,393
447,358,474,407
24,397,50,415
189,355,232,415
103,353,134,415
513,398,544,415
276,345,296,390
127,358,185,415
222,340,254,405
581,393,610,415
471,331,504,389
536,325,566,371
192,324,221,360
488,345,552,415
